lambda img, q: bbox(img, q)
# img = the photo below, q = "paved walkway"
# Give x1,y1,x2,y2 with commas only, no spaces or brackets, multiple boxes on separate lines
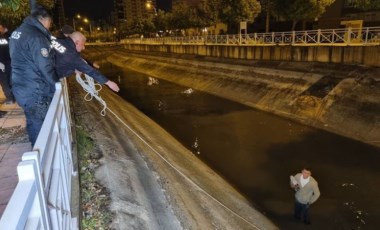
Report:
0,93,31,218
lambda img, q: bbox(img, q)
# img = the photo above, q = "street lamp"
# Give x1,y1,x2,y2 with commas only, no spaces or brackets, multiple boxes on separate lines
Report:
72,14,81,31
145,0,157,15
83,18,93,35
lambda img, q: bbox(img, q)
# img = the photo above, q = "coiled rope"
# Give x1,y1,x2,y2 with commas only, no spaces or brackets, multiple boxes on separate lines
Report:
76,73,263,230
76,73,107,116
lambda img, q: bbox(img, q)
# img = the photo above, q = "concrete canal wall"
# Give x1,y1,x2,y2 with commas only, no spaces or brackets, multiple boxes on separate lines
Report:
87,46,380,148
121,43,380,67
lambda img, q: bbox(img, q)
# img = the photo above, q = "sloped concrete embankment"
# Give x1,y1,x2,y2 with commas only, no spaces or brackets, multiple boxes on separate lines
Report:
69,79,277,229
103,49,380,148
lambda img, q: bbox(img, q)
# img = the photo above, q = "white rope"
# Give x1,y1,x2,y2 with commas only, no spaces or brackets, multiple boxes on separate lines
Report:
75,73,107,116
105,107,262,229
75,75,263,229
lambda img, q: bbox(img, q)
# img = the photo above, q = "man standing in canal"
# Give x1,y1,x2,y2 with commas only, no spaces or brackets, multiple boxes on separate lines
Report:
290,167,320,225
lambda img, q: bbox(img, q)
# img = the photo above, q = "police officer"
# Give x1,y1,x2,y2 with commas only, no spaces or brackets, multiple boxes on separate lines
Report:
53,31,119,92
53,26,100,69
9,5,57,145
0,22,14,104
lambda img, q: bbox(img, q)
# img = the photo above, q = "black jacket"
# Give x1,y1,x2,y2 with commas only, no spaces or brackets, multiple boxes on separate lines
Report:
0,29,11,63
53,37,108,84
9,16,57,106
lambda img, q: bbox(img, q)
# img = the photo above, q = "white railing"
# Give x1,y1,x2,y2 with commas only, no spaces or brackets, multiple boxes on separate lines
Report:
121,27,380,46
0,81,77,230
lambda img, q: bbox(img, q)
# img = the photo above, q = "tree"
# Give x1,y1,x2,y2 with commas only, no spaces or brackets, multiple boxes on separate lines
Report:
153,9,169,33
190,2,214,29
126,17,156,37
201,0,220,27
0,0,54,25
167,2,193,32
261,0,276,32
218,0,261,27
273,0,335,31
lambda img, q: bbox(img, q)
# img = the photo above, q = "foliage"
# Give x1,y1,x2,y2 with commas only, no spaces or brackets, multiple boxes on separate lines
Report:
167,2,193,30
260,0,276,32
218,0,262,25
273,0,335,30
0,0,22,10
350,0,380,10
165,1,220,31
124,17,156,36
153,9,169,32
188,3,209,29
122,0,262,36
0,0,54,26
201,0,220,26
76,127,112,230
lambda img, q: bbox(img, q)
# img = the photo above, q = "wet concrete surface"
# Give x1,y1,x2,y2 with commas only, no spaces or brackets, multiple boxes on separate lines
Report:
101,62,380,230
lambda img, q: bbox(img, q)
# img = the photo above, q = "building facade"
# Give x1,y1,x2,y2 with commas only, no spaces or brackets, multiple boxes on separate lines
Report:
318,0,380,29
113,0,157,24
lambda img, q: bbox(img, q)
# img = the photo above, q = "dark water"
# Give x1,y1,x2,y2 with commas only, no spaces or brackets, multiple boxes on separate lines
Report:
102,63,380,230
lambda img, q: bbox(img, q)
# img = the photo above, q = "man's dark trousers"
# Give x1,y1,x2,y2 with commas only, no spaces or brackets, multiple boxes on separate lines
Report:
21,96,52,145
294,200,311,224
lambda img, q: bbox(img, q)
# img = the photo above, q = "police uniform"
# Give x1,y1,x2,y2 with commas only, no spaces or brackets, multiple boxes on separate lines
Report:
53,37,108,84
0,27,14,103
10,16,57,145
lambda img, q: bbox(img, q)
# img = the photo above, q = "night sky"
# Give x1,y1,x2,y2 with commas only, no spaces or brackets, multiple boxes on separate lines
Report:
64,0,172,20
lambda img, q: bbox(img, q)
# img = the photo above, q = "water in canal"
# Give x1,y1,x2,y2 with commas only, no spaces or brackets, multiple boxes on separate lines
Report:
103,63,380,230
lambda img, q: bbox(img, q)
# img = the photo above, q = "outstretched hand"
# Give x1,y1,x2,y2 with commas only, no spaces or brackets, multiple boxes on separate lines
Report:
105,80,120,92
92,62,100,69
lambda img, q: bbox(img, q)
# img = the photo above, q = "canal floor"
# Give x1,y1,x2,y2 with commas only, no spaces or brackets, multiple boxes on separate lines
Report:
103,63,380,230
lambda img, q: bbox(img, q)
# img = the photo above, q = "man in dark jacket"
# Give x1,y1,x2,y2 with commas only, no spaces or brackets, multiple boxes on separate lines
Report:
53,25,100,69
0,22,14,104
9,5,57,145
53,31,119,91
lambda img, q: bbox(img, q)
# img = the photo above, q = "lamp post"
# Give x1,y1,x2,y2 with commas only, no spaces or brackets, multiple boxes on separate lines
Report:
83,18,93,35
72,14,81,31
145,0,157,15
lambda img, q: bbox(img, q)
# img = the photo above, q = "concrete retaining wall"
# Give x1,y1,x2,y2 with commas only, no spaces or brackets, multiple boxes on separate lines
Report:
98,48,380,149
121,44,380,67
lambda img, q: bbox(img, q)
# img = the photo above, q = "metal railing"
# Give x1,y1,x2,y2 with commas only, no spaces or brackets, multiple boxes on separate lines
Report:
121,27,380,46
0,81,77,230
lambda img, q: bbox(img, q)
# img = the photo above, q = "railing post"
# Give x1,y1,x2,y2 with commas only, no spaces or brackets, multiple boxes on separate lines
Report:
0,160,51,230
332,29,335,44
281,32,284,44
271,32,275,44
347,27,352,44
292,31,295,45
364,27,369,44
317,29,321,45
22,151,51,229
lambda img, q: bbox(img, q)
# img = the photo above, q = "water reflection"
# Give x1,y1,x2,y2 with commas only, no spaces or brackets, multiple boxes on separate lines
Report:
102,63,380,230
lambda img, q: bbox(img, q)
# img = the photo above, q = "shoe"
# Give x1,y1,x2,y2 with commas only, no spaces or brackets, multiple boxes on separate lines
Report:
304,220,311,225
